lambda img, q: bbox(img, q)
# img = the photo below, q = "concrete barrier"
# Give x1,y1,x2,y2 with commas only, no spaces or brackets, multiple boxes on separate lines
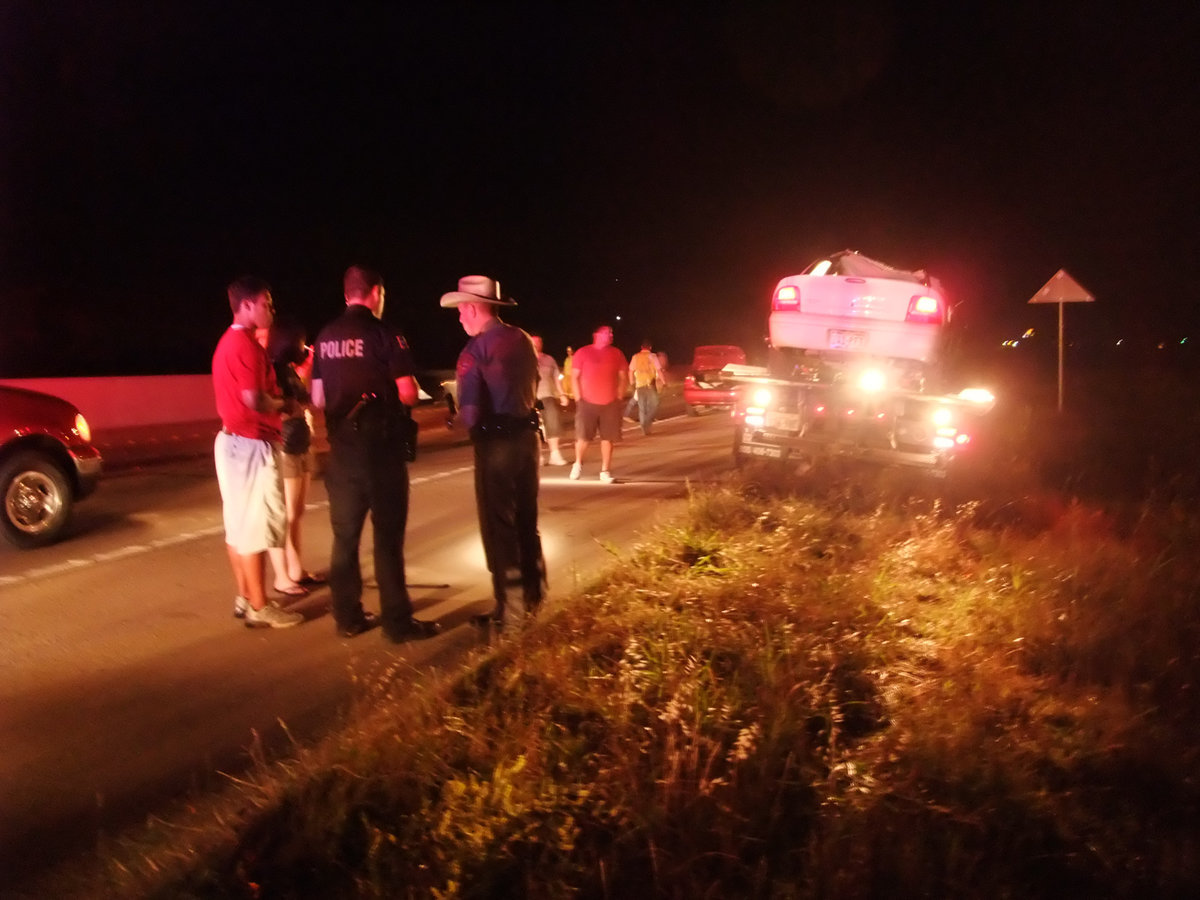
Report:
0,375,216,429
0,375,687,471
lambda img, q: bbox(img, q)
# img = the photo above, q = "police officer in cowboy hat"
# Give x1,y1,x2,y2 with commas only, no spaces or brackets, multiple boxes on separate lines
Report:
441,275,546,630
311,265,440,642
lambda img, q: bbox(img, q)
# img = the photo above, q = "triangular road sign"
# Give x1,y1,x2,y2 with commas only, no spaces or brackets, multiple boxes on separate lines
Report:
1029,269,1094,303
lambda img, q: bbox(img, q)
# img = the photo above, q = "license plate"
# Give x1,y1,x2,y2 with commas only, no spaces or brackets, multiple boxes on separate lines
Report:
828,329,866,350
765,411,801,432
740,443,783,458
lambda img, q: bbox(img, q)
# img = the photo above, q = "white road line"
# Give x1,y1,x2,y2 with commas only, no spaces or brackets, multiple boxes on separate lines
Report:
2,464,478,585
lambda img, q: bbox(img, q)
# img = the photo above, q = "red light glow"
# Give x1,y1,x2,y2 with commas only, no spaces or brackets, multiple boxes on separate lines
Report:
774,285,799,310
906,294,943,324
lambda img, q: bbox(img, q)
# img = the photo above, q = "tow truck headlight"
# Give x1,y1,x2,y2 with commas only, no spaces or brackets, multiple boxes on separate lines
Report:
743,386,773,428
928,405,973,449
958,387,996,411
858,368,887,393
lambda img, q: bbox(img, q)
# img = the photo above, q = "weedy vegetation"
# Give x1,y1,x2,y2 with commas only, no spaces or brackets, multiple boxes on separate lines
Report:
34,362,1200,897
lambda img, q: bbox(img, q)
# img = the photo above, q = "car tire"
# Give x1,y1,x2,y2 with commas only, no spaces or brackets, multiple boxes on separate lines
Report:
0,451,73,548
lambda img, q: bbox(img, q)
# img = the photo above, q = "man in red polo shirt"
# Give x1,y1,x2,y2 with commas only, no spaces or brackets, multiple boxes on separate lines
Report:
569,323,627,483
212,275,303,629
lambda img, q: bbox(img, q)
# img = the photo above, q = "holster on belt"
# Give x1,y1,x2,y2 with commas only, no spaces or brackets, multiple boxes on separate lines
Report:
341,393,418,462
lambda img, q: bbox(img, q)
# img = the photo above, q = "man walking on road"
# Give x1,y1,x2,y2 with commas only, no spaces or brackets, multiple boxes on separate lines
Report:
311,265,440,643
212,275,303,629
441,275,546,630
569,323,627,483
624,337,666,435
531,334,570,466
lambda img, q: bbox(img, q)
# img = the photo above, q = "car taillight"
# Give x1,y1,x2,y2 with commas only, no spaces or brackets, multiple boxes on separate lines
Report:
773,285,800,310
905,294,943,324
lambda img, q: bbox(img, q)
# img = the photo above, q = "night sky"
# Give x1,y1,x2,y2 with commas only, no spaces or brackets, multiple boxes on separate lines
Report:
1,1,1197,377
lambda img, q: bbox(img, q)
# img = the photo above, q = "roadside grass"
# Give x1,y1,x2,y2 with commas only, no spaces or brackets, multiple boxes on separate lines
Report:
46,458,1200,897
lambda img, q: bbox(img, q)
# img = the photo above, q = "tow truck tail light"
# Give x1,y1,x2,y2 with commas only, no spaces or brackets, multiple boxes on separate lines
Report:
905,294,944,324
773,285,800,310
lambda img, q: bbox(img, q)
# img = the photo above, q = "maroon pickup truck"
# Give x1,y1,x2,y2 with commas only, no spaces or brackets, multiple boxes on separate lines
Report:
0,385,102,547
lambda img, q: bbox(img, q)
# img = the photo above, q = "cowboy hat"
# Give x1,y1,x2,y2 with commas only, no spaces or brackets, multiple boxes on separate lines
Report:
439,275,517,308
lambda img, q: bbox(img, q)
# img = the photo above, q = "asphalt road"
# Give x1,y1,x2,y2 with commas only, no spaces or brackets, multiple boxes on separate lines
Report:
0,401,736,894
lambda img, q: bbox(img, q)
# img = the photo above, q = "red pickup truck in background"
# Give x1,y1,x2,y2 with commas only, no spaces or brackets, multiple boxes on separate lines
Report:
0,385,102,547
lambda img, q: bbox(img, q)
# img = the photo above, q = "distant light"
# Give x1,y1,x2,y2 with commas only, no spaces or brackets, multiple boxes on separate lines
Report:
1182,337,1189,345
1158,343,1166,350
1022,328,1035,339
615,315,622,322
1116,339,1124,347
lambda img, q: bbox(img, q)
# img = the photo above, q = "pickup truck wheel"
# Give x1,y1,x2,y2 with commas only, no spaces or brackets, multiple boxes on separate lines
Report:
0,451,73,548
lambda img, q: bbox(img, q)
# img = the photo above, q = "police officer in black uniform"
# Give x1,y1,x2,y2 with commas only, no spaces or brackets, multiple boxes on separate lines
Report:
311,265,439,642
440,275,545,630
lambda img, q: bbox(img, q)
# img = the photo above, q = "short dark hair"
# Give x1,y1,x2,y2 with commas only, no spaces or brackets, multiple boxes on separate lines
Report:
641,338,653,349
227,275,271,314
344,265,383,300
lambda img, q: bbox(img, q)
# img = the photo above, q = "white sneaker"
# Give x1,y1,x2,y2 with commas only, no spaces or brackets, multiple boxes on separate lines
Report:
548,451,568,466
599,470,615,484
233,595,249,618
569,462,582,480
244,601,303,629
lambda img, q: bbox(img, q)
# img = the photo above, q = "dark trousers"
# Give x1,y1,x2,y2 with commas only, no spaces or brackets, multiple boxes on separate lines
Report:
473,429,545,619
325,439,413,632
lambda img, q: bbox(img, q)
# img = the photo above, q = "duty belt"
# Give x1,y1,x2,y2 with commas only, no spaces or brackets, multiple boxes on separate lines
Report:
471,412,539,441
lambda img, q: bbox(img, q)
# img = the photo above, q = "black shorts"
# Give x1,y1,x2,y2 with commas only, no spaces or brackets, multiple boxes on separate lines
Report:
575,399,623,442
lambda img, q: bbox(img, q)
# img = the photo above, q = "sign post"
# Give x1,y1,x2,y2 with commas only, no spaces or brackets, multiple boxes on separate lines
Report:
1028,269,1094,412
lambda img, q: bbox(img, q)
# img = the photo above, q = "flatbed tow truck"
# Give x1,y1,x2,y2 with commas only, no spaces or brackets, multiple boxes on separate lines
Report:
730,250,995,476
